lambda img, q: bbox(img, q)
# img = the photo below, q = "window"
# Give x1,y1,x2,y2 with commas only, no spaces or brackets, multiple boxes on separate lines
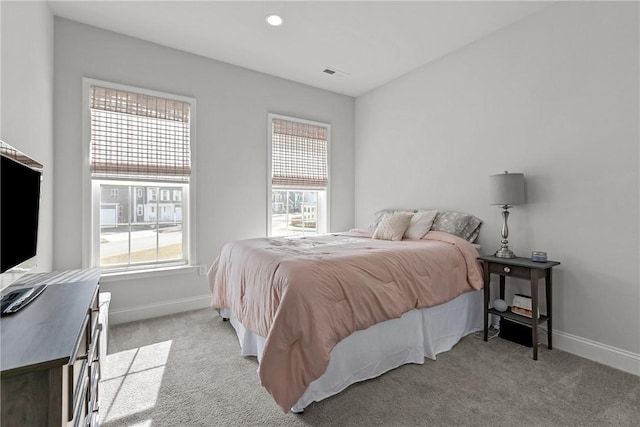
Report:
268,115,329,237
87,81,194,272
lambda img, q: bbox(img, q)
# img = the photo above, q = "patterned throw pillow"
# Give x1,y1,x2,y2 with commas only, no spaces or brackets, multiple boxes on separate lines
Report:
431,211,482,243
372,212,414,241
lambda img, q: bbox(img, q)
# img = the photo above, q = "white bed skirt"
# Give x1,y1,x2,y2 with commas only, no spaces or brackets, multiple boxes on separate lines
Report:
219,289,483,412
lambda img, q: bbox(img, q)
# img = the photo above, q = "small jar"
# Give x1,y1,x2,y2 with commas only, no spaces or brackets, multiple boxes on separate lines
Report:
531,251,548,262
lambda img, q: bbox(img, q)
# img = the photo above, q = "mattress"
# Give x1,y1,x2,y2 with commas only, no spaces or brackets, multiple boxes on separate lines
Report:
220,288,483,412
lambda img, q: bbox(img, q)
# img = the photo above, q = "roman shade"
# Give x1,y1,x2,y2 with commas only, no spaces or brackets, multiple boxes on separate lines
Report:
90,86,191,183
271,118,328,188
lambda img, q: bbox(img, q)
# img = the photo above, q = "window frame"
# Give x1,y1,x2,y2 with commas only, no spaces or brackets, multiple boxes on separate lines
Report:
266,113,331,237
82,78,197,275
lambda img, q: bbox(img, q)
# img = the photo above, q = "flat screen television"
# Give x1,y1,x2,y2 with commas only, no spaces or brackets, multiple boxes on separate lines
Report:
0,140,43,292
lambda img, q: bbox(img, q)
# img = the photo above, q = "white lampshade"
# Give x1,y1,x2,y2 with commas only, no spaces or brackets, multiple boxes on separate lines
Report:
489,172,525,206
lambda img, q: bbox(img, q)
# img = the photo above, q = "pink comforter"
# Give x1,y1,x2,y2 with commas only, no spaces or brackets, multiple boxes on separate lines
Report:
208,230,484,412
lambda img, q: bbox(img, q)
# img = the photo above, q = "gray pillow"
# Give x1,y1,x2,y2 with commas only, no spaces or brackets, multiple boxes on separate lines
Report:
431,211,482,243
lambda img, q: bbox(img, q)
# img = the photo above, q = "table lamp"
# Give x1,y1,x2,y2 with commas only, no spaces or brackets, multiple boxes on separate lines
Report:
489,171,525,258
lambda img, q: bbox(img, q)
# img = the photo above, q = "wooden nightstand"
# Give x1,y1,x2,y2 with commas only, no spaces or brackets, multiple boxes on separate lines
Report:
478,255,560,360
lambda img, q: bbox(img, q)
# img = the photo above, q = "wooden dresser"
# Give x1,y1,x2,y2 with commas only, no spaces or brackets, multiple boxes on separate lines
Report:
1,269,102,427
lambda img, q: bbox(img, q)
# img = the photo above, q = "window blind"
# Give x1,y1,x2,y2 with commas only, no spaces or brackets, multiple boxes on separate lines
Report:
271,118,328,188
90,86,191,183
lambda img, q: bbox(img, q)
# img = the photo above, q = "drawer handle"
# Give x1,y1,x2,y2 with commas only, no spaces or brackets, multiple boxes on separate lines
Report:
503,266,511,273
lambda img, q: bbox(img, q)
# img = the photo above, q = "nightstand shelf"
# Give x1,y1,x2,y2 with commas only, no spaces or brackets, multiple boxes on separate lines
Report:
478,255,560,360
488,307,548,327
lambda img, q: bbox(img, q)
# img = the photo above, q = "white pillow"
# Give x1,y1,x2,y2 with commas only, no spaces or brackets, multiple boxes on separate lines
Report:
404,209,438,239
368,208,416,229
372,212,413,241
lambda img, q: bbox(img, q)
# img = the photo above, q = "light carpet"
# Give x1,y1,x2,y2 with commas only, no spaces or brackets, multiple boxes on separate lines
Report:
100,308,639,426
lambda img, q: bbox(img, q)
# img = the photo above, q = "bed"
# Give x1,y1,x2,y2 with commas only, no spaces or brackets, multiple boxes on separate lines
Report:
208,208,485,413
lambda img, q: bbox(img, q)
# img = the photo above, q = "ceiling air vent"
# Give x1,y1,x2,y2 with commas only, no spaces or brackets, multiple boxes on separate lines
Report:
322,67,350,79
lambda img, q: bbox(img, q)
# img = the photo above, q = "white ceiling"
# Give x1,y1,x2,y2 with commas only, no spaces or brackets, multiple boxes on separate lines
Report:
47,1,553,97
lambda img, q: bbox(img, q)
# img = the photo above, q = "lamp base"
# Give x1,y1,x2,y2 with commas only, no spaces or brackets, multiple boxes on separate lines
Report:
496,207,516,258
495,247,516,258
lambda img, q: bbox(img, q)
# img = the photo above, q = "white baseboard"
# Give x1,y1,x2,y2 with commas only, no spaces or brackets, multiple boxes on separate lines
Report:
109,294,211,325
540,326,640,376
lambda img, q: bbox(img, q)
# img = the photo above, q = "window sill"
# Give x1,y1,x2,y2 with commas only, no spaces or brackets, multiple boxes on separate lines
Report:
99,264,201,283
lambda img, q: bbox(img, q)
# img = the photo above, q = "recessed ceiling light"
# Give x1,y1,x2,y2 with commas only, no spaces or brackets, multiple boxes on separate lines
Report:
266,14,283,26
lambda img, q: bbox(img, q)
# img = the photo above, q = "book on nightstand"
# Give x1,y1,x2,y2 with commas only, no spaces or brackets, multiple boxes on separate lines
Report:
511,294,539,319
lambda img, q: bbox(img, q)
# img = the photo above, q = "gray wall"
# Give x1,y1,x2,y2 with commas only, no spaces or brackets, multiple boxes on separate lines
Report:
355,2,639,361
54,18,355,322
1,1,54,274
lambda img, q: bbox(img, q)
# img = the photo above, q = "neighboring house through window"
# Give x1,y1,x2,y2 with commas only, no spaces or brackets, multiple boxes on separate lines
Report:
268,114,330,237
86,80,195,272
